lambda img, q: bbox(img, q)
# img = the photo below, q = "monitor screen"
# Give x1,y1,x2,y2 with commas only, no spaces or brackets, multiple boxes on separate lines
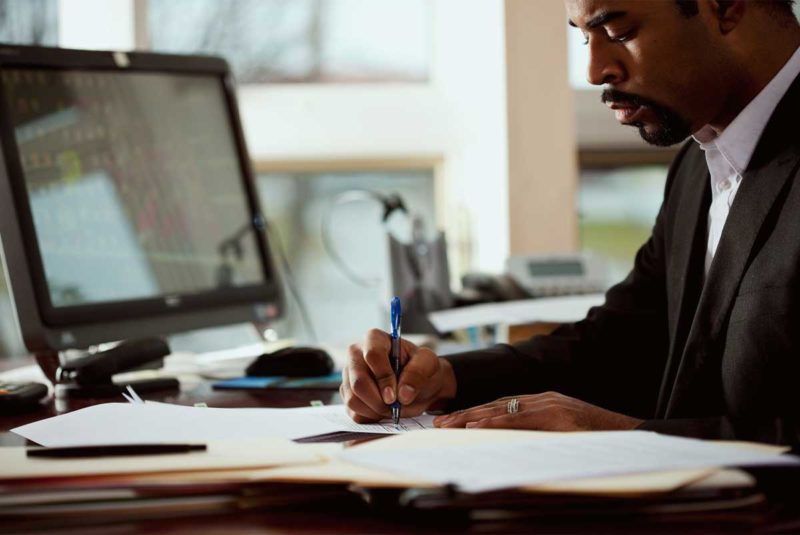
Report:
0,47,282,351
2,69,265,308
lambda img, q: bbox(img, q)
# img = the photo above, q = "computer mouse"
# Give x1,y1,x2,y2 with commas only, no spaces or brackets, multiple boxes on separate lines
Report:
245,346,335,377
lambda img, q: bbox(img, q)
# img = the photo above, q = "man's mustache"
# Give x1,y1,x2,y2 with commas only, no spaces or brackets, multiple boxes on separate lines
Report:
601,88,659,109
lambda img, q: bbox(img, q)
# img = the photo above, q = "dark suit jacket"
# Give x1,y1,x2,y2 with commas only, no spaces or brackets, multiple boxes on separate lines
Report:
445,73,800,445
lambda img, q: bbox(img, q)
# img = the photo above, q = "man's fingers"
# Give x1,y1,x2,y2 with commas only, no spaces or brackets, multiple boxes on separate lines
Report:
341,379,385,422
434,392,582,427
342,367,425,421
433,396,520,427
397,347,439,405
465,413,529,429
434,405,505,428
396,400,430,419
465,405,575,431
399,338,420,366
346,329,439,421
348,343,392,416
361,330,399,404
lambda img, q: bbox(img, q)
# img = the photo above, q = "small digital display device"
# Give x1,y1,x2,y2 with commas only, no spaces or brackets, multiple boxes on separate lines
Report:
0,45,282,351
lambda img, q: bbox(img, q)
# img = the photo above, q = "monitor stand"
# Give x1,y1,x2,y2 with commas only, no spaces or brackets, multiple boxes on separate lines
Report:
34,338,179,398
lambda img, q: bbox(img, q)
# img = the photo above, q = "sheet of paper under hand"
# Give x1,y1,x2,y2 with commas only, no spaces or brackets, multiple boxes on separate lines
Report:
289,404,436,434
12,403,434,447
339,430,797,494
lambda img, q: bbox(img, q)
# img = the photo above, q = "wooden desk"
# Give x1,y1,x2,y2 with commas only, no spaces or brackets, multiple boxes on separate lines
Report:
2,359,800,534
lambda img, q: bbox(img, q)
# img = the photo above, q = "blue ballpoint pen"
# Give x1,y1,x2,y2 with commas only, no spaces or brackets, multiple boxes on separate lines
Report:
390,296,402,425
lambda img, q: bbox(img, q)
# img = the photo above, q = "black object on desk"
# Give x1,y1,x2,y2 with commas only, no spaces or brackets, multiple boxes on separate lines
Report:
246,346,334,377
27,443,207,458
0,382,48,414
56,338,178,397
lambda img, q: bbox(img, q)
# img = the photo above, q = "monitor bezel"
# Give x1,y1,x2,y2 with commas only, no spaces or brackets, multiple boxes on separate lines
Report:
0,44,283,351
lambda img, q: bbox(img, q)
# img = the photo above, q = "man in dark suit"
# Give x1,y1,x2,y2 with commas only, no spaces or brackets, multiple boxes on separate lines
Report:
342,0,800,445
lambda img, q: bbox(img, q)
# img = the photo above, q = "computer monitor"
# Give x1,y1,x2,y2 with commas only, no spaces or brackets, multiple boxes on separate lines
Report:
0,45,283,353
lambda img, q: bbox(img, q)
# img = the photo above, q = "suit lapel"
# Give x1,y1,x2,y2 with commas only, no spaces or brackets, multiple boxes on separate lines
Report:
662,74,800,417
655,149,710,417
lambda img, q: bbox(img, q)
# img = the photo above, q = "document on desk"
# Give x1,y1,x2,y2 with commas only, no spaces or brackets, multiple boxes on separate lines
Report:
428,294,605,332
339,430,798,494
0,439,322,481
290,404,435,434
12,402,435,447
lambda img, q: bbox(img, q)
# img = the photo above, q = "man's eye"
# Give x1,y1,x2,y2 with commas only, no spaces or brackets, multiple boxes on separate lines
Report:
609,30,635,43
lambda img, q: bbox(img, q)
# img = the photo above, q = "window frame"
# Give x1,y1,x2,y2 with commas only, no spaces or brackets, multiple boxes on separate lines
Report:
58,0,578,273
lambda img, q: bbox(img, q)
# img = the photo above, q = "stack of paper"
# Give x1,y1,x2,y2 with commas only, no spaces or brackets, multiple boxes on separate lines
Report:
337,429,796,493
4,401,797,531
12,403,436,446
0,439,322,481
0,438,338,531
11,403,794,495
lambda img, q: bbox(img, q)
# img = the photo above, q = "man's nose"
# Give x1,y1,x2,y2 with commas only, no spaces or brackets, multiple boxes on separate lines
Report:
586,41,625,86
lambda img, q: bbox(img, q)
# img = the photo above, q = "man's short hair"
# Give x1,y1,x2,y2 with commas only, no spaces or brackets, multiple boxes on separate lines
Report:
676,0,797,19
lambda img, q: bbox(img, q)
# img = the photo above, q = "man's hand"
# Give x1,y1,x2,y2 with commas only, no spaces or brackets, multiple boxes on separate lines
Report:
341,329,457,423
433,391,643,431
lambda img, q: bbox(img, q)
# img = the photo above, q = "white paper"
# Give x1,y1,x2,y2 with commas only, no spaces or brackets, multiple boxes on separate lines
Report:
0,439,323,481
12,403,433,447
291,404,436,434
428,294,605,332
339,430,799,493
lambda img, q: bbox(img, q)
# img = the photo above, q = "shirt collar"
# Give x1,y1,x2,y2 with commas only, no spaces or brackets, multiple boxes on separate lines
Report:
692,44,800,175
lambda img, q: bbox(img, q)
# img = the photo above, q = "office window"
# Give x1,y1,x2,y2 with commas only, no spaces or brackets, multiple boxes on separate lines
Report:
256,168,436,342
567,17,592,90
0,0,53,357
0,274,24,358
0,0,57,46
579,166,667,282
146,0,431,84
0,1,56,356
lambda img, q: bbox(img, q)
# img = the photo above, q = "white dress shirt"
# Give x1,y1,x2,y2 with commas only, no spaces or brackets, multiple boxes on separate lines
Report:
693,45,800,276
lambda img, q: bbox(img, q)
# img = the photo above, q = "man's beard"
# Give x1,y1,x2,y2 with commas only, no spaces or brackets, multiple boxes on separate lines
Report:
601,89,692,147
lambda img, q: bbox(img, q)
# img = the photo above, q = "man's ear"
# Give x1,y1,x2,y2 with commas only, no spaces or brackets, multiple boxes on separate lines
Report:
708,0,746,34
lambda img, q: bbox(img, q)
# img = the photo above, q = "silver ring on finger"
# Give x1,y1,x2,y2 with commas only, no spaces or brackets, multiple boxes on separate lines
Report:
506,398,520,414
